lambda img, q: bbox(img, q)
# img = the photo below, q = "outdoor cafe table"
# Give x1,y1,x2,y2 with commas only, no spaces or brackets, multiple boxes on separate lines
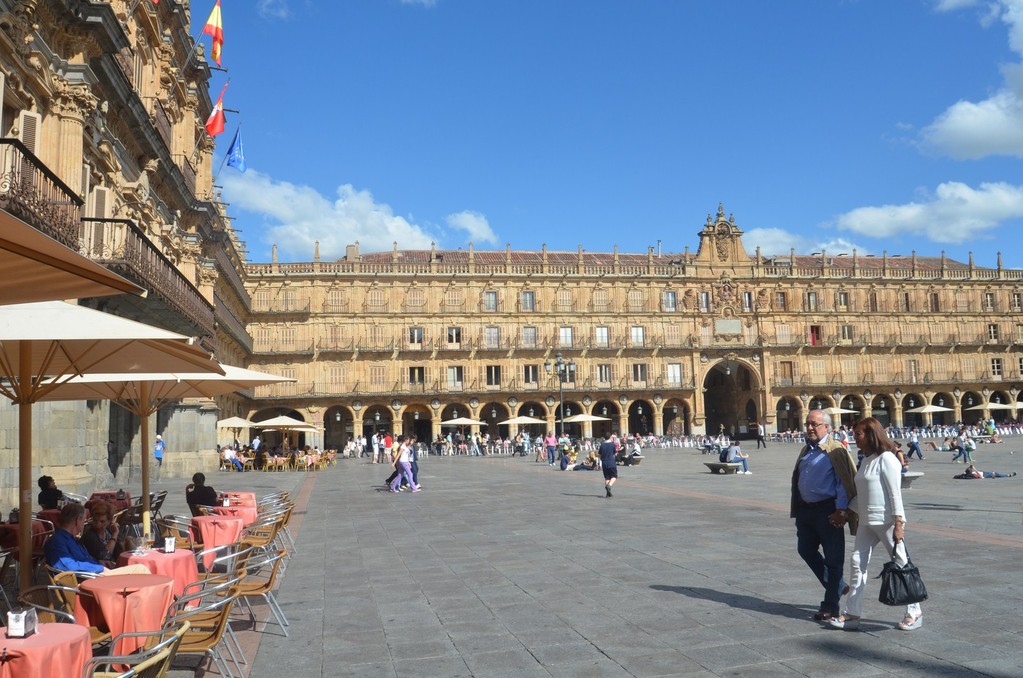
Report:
87,491,132,513
116,548,200,601
221,491,257,506
209,504,258,526
0,622,91,678
191,515,245,570
0,520,48,551
75,574,173,656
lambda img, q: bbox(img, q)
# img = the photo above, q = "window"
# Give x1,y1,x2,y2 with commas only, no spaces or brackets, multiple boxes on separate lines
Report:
326,289,347,312
663,291,677,312
523,364,538,384
444,288,464,307
776,323,791,344
809,325,822,346
666,363,682,385
984,292,995,311
367,289,385,307
594,326,609,348
408,326,424,346
840,358,858,380
806,291,818,312
840,325,854,341
281,327,296,350
991,357,1003,378
1019,356,1023,375
406,288,424,308
484,290,498,312
1013,292,1022,311
627,289,644,311
810,359,826,384
559,326,574,347
329,366,346,384
486,365,502,386
872,358,888,380
932,357,948,380
556,289,572,309
631,364,648,383
930,292,940,313
630,326,645,347
901,292,911,312
1017,324,1023,343
327,325,344,349
597,364,612,384
408,366,424,385
521,290,535,312
521,326,537,348
368,326,388,348
869,292,878,313
836,291,849,310
775,291,787,311
593,289,610,310
447,366,464,389
665,325,681,345
698,291,711,312
484,326,500,349
369,365,385,385
777,360,794,386
906,359,919,383
988,324,1000,341
963,357,976,379
742,291,753,312
447,327,462,346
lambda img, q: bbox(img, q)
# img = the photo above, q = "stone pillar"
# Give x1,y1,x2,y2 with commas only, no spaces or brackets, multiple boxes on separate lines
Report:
51,80,95,195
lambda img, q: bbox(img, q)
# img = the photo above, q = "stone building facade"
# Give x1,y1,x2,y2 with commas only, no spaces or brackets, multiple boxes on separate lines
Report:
0,0,249,509
243,205,1023,449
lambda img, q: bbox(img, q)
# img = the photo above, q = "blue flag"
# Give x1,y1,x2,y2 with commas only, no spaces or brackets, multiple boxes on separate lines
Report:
226,127,246,172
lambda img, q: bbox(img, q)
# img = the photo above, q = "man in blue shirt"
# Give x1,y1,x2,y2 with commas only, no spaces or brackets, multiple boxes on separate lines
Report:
790,410,858,623
45,503,108,574
154,434,165,467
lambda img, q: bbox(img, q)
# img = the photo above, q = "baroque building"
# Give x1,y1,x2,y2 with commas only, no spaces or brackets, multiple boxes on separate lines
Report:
243,205,1023,448
0,0,249,510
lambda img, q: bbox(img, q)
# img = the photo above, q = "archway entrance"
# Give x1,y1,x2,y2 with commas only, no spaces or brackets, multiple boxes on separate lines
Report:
703,360,759,439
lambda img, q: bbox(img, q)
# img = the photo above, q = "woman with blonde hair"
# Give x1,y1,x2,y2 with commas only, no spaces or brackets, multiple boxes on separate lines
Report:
829,417,923,631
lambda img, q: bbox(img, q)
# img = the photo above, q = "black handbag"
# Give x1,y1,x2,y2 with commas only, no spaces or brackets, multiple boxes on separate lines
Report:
877,547,928,606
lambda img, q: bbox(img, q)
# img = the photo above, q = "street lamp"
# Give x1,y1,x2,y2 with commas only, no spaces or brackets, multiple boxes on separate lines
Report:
544,352,576,437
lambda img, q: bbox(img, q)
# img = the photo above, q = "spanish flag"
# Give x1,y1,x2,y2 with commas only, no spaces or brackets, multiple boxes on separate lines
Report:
202,0,223,66
205,82,228,137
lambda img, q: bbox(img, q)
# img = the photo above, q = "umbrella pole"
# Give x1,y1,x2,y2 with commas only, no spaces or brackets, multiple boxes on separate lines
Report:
140,383,151,538
18,347,33,592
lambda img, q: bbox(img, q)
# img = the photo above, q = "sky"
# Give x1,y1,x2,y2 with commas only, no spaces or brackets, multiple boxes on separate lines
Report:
206,0,1023,269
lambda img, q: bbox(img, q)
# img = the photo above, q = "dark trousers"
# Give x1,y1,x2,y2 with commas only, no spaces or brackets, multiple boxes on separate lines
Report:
757,435,767,449
795,502,846,616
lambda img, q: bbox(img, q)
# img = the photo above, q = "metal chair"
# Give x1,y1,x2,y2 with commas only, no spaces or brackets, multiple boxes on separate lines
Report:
81,621,189,678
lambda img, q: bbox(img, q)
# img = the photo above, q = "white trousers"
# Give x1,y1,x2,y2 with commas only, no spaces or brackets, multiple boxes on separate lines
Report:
845,521,922,619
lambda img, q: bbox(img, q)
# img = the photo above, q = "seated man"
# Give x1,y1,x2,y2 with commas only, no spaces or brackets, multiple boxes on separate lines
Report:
185,472,219,517
724,442,751,474
222,446,244,472
45,504,148,575
37,474,64,510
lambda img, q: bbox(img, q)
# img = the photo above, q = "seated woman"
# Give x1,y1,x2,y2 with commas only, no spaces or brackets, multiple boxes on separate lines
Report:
81,501,121,566
572,451,599,471
37,475,64,510
960,464,1017,479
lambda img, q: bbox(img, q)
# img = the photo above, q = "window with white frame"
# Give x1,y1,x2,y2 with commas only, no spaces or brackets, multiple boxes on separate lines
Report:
521,290,535,312
663,291,677,312
521,326,537,348
369,364,385,385
447,327,461,346
988,323,1000,341
597,364,612,384
630,326,644,347
632,364,648,383
447,366,464,389
523,364,538,384
408,366,424,385
665,325,681,345
627,289,644,310
559,326,574,347
408,326,424,346
742,291,753,312
484,326,500,349
594,326,609,348
330,365,346,384
486,365,502,386
776,323,791,344
806,291,818,312
698,291,711,312
666,363,682,385
484,290,498,312
367,289,385,307
840,324,854,341
991,357,1003,378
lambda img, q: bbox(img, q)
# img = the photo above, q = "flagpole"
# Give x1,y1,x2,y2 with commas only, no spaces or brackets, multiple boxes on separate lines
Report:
181,0,221,69
213,126,243,183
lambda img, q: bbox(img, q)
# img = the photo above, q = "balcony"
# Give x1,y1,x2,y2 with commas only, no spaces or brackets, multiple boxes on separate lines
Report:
317,337,355,353
251,297,311,315
0,139,82,249
251,339,315,355
80,218,215,340
214,293,252,354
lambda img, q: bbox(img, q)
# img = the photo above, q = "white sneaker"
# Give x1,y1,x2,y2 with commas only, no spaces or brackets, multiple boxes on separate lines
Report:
744,471,753,475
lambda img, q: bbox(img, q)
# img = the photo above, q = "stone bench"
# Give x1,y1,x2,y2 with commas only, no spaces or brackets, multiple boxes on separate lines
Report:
704,462,743,475
901,471,924,489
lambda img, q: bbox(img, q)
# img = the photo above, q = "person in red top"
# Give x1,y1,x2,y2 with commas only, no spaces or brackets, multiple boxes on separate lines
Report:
384,433,393,451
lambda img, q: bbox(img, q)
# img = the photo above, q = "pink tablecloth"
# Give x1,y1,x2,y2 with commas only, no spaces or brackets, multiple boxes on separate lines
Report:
191,515,245,570
0,520,48,552
0,623,91,678
117,549,200,601
209,504,258,526
76,574,173,656
221,491,257,506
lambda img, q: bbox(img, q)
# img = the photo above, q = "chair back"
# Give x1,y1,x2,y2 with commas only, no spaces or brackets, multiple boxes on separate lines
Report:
156,515,196,551
17,584,76,623
81,620,190,678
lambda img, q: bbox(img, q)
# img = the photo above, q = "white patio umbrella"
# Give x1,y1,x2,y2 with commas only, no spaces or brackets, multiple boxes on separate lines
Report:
499,415,548,426
217,416,257,447
560,413,611,423
904,404,954,414
440,416,486,426
0,210,144,304
254,414,309,428
0,301,222,589
965,402,1015,410
36,364,292,537
820,406,859,415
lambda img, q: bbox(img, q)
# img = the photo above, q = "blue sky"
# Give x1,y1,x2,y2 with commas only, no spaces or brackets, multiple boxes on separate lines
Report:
210,0,1023,269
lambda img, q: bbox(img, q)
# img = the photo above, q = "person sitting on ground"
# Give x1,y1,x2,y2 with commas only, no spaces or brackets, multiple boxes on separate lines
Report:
572,451,599,471
81,501,121,567
724,441,751,474
185,472,219,517
925,437,952,451
958,464,1017,479
37,475,64,510
45,504,148,575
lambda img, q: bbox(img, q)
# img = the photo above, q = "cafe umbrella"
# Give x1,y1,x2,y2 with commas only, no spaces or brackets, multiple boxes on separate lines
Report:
35,365,294,537
0,301,223,590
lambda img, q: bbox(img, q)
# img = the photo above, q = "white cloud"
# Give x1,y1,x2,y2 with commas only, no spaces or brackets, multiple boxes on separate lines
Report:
743,228,868,258
445,210,498,245
833,180,1023,243
221,170,436,259
256,0,290,19
933,0,982,11
922,0,1023,158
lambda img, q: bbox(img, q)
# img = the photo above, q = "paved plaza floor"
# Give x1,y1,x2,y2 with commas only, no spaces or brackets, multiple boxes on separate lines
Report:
153,440,1022,677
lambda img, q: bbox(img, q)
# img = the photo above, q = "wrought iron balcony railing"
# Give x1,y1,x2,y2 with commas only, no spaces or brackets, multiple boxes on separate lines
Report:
0,139,83,248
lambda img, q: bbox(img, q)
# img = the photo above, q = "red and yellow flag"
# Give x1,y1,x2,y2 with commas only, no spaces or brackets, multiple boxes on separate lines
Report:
202,0,223,66
205,82,228,137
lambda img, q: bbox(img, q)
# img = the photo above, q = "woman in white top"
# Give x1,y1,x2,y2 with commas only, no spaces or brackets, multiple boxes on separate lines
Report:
830,417,922,631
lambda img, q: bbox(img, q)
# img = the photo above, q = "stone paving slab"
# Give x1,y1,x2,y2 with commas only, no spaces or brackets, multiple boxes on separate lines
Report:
144,441,1023,677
